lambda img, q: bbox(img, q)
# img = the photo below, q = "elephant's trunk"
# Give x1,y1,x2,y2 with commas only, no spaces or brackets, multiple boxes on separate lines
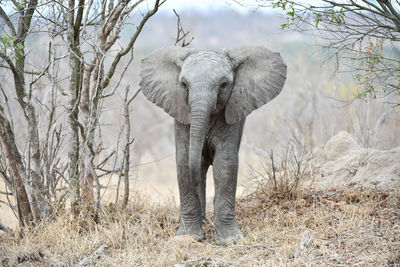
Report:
189,100,211,187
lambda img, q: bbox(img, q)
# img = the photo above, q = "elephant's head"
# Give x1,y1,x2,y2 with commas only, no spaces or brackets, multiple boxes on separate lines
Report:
140,46,287,186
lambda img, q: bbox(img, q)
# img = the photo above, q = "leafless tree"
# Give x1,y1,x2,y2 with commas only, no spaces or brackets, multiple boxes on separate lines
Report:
0,0,53,225
0,0,166,225
113,85,137,210
59,0,164,220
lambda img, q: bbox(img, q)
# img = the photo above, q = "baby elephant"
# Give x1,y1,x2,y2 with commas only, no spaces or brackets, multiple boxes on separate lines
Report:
140,46,286,244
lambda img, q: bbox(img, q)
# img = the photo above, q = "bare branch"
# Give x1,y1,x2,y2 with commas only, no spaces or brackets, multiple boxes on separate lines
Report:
0,190,13,195
0,51,20,81
173,9,194,47
0,221,10,232
101,0,162,90
256,0,400,100
128,88,141,105
0,6,17,36
0,64,41,75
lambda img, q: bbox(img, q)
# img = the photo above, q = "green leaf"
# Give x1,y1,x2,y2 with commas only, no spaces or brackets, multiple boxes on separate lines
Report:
286,6,295,18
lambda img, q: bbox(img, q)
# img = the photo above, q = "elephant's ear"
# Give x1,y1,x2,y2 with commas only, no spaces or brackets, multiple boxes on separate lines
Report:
224,46,287,125
140,46,194,124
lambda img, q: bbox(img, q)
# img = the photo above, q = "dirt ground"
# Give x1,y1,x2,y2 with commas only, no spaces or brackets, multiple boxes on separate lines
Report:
1,132,399,266
0,186,399,266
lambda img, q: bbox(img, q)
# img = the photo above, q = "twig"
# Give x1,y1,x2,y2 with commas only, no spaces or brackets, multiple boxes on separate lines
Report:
127,88,141,105
96,150,115,169
0,190,13,195
0,221,10,232
270,150,277,192
173,9,193,47
0,64,41,75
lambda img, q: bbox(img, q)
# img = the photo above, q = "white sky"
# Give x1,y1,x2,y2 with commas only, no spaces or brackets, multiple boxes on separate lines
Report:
163,0,230,10
160,0,270,13
0,1,270,14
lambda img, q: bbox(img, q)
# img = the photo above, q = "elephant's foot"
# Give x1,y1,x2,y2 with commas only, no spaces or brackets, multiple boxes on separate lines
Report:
177,220,205,241
215,222,243,245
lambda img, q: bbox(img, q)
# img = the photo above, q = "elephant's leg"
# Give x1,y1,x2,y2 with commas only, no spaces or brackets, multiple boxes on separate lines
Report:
212,146,242,245
174,121,204,240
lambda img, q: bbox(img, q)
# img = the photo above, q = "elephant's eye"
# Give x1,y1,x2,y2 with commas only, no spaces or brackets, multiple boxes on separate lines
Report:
181,81,188,90
220,81,228,89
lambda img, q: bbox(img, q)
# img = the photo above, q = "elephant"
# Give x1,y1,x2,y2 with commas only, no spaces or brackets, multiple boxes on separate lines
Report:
139,46,287,244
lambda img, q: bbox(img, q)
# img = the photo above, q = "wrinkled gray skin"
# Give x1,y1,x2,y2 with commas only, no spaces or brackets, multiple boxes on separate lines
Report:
140,46,286,245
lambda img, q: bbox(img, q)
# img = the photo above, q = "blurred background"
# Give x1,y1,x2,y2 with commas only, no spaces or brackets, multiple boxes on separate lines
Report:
113,1,400,201
1,0,399,227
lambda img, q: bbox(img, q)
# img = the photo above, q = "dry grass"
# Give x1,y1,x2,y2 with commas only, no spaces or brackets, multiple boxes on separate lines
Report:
0,186,399,266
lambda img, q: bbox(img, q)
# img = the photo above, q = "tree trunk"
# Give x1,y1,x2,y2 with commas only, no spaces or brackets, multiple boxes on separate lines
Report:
0,108,35,226
67,0,84,216
26,104,50,219
122,87,132,209
8,0,49,222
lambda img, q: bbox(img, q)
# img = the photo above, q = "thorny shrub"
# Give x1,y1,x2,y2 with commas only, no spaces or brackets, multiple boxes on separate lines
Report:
251,144,311,201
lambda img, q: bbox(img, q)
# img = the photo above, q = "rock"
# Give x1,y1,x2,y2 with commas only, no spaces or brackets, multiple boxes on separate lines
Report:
350,147,400,189
308,131,400,191
324,131,361,161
